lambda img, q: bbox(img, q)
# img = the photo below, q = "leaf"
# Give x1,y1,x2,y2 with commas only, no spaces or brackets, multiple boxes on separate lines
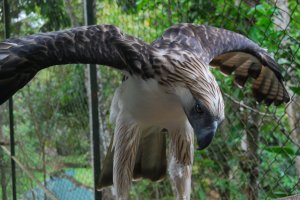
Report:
270,191,290,198
247,7,256,15
290,86,300,95
297,69,300,78
265,146,298,156
255,4,266,15
277,58,290,65
249,27,263,42
256,17,271,27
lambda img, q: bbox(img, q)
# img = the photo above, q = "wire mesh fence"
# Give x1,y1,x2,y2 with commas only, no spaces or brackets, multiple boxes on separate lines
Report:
0,0,299,199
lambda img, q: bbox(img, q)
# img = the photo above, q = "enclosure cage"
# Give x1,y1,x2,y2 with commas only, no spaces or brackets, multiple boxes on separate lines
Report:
0,0,300,200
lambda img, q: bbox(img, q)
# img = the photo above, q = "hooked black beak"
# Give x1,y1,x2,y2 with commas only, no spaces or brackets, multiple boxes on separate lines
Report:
184,100,221,150
196,121,218,150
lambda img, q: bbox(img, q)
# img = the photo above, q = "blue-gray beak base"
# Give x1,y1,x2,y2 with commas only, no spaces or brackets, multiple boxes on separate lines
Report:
195,121,218,150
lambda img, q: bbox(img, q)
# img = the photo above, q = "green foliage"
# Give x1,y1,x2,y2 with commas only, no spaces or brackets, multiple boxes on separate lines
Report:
265,146,299,157
290,69,300,96
21,0,71,31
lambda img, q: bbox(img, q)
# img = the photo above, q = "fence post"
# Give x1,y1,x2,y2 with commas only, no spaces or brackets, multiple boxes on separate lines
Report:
84,0,102,199
3,1,17,200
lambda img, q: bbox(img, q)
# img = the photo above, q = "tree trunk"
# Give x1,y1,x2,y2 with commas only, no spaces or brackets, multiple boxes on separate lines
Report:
272,0,290,31
167,0,173,25
240,107,260,200
64,0,80,27
96,67,111,156
235,0,259,7
246,112,259,200
96,66,116,200
0,106,8,200
286,97,300,176
234,0,261,197
272,0,300,177
42,143,47,200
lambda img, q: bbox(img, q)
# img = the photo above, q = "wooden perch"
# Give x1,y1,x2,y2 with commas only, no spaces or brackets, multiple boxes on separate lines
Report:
0,140,18,146
0,141,10,146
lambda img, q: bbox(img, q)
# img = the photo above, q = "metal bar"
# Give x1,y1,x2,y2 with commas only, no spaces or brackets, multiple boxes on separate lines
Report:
84,0,96,25
3,1,17,200
84,0,102,200
8,99,16,200
87,64,102,200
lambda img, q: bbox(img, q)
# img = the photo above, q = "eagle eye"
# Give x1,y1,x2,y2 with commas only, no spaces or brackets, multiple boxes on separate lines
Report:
195,103,204,114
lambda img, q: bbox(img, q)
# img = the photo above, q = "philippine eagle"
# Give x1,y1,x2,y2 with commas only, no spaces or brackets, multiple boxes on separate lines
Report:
0,24,289,199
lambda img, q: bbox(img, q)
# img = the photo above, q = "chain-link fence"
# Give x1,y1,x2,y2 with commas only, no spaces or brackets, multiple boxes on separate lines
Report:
0,0,299,199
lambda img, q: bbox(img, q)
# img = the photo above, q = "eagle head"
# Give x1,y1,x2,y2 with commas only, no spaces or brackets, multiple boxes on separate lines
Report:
173,59,224,150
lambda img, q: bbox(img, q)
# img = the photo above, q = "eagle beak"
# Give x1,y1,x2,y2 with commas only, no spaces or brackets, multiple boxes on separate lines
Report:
196,121,218,150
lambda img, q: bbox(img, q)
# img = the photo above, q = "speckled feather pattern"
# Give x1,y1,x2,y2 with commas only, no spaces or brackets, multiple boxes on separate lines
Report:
0,23,290,105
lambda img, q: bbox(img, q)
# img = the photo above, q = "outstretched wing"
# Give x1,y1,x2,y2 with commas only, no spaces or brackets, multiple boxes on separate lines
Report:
0,24,154,104
152,23,290,105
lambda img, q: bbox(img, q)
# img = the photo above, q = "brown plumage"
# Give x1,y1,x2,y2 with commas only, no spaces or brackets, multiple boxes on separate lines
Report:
98,128,167,189
0,24,289,105
210,52,289,105
0,23,290,199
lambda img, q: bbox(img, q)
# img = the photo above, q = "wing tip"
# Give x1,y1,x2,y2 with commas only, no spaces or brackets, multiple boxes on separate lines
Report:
252,85,290,106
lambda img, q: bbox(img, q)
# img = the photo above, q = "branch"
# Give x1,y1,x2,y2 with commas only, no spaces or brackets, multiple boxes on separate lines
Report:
223,93,273,117
0,140,18,146
0,141,10,146
0,145,58,200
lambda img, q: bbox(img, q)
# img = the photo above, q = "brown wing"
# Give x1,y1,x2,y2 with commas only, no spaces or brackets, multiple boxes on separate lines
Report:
152,23,290,105
0,25,154,105
210,52,289,105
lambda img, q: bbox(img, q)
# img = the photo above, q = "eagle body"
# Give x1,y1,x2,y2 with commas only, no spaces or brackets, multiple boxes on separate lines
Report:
107,67,198,199
0,23,290,199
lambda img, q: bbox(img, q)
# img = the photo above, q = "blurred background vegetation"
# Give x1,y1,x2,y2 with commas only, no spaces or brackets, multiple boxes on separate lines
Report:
0,0,299,199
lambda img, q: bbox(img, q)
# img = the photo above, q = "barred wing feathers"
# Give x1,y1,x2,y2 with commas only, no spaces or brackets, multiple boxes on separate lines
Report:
0,25,152,104
0,23,290,105
152,24,290,105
